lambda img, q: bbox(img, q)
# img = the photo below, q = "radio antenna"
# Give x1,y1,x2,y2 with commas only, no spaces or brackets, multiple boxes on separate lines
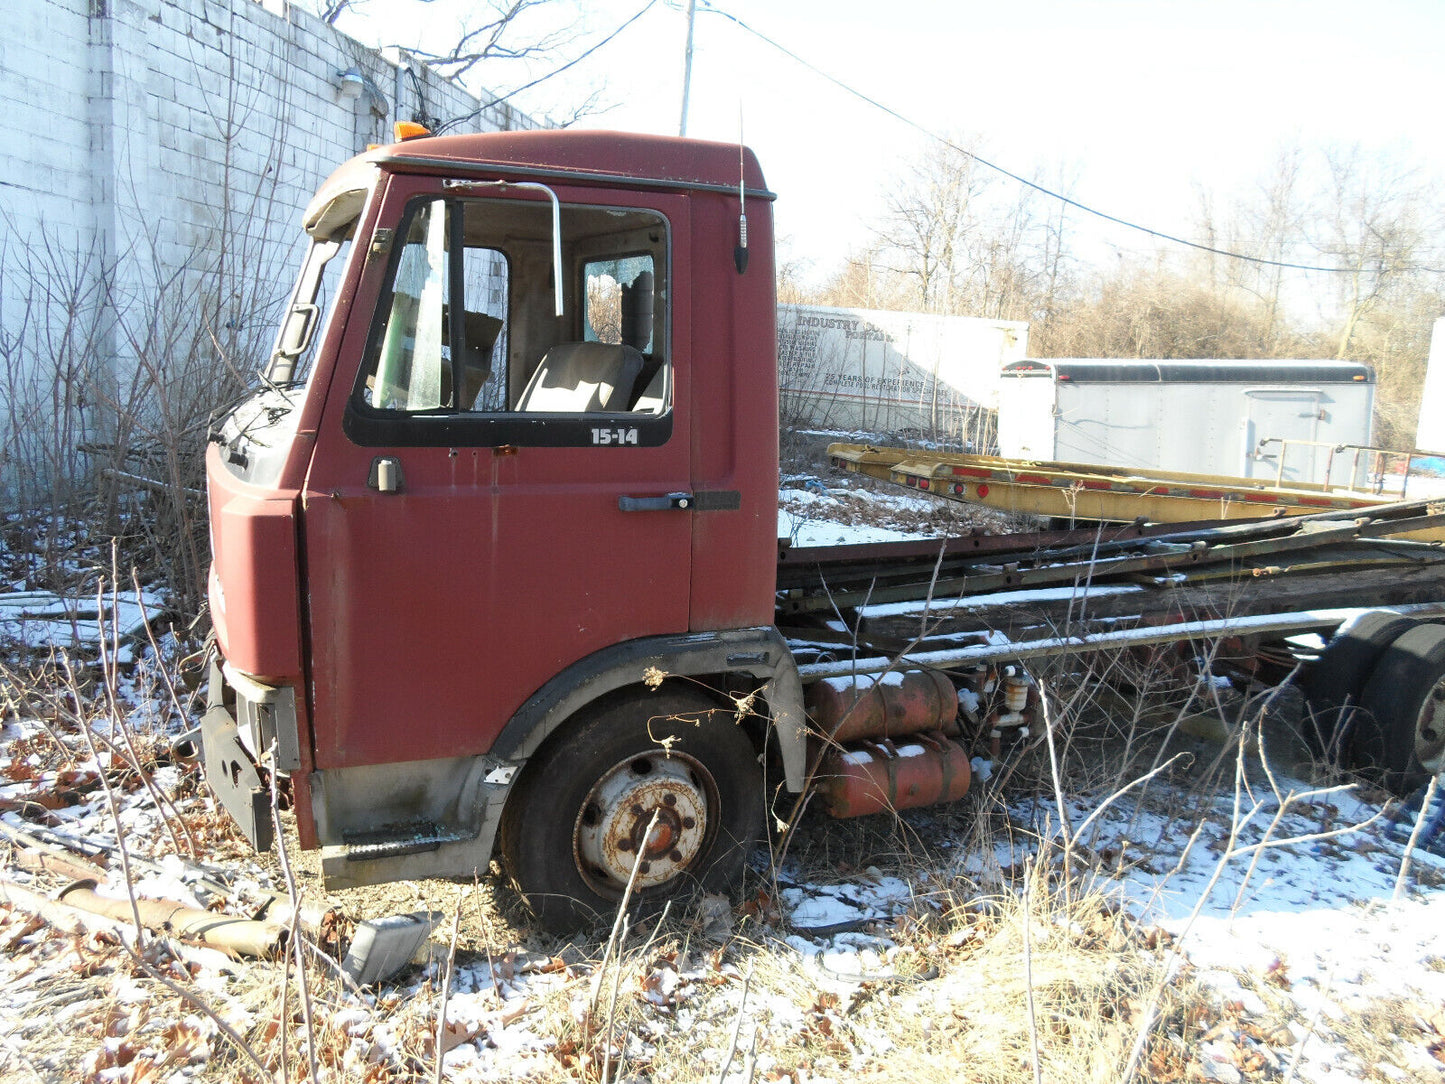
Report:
735,107,749,273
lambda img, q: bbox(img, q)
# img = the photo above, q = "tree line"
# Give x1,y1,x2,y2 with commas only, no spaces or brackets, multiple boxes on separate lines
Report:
782,137,1445,450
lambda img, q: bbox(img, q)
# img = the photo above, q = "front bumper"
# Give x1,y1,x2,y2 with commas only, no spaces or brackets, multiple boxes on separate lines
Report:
199,654,300,852
201,701,273,852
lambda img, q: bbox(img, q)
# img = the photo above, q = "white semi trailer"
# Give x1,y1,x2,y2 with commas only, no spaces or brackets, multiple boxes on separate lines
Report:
997,359,1375,485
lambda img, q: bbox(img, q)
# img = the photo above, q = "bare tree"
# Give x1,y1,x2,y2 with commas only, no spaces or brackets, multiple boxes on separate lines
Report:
403,1,573,81
875,137,990,313
1312,144,1430,359
1240,144,1307,345
866,136,1068,324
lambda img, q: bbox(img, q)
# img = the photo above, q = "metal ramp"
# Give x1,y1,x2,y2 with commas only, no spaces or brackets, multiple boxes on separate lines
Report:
827,443,1443,535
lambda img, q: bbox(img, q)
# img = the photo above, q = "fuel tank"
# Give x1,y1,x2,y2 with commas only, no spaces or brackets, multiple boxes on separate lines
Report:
815,731,972,818
805,668,959,743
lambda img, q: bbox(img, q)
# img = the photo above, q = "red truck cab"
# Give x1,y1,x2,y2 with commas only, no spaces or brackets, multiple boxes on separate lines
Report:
203,130,806,930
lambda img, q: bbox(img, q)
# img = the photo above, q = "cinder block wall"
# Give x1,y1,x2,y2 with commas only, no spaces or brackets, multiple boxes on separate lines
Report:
0,0,537,504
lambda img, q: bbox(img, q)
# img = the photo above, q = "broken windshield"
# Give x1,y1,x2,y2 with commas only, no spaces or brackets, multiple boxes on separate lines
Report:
264,184,369,388
265,236,351,388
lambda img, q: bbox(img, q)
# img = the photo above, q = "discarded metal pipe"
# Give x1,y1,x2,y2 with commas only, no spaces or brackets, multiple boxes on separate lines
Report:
815,731,972,818
253,895,333,934
806,668,958,743
170,727,203,765
796,603,1445,683
57,880,288,958
11,846,106,884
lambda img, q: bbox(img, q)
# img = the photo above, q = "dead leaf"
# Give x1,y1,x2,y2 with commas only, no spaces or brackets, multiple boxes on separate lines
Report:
436,1017,484,1055
2,913,44,951
1265,957,1291,988
499,999,532,1027
1427,1008,1445,1037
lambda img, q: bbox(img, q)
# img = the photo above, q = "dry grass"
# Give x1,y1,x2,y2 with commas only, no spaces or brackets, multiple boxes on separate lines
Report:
0,649,1230,1084
3,501,1440,1082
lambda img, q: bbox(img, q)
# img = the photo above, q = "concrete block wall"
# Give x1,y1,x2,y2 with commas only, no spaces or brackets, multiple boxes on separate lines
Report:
0,0,538,503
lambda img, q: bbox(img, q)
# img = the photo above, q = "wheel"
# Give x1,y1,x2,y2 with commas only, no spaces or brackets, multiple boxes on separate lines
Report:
1352,623,1445,795
1298,612,1420,762
499,687,764,934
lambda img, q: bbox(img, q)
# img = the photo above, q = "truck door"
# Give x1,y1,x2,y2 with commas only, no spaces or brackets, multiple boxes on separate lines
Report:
301,179,693,771
1242,387,1324,483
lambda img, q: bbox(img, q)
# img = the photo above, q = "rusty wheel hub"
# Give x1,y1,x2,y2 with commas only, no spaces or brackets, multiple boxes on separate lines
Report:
575,753,714,892
1416,680,1445,773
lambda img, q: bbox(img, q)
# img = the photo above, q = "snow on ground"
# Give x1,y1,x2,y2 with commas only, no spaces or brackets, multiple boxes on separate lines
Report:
0,588,165,663
777,481,943,547
771,765,1445,1082
4,484,1445,1080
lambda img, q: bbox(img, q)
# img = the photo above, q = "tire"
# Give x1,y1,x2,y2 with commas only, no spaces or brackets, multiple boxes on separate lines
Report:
499,687,764,934
1298,612,1420,762
1353,623,1445,795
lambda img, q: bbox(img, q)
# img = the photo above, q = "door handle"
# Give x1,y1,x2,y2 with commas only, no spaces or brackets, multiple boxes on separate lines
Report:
619,492,695,512
368,456,405,494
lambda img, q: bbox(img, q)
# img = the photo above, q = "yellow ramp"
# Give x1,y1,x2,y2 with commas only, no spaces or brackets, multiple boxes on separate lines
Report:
827,443,1431,527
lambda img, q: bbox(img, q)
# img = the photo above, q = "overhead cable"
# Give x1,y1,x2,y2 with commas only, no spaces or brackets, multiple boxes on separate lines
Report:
704,3,1444,276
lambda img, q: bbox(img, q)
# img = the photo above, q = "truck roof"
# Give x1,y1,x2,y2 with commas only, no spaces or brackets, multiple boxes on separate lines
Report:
314,129,774,210
1002,358,1375,384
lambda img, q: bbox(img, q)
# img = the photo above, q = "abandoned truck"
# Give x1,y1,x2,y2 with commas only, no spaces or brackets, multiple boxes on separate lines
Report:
200,128,1445,932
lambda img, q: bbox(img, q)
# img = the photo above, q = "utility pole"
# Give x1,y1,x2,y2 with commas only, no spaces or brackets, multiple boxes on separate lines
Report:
679,0,697,136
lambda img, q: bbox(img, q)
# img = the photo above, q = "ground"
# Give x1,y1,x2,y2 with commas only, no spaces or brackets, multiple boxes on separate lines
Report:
1,437,1442,1082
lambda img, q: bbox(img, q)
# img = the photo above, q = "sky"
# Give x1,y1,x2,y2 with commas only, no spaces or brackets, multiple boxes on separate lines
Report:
338,0,1445,286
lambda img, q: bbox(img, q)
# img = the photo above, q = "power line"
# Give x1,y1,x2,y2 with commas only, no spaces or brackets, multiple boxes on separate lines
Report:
434,0,661,135
704,3,1445,277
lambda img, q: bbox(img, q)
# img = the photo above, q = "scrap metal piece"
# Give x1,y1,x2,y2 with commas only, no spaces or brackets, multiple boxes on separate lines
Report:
341,910,443,985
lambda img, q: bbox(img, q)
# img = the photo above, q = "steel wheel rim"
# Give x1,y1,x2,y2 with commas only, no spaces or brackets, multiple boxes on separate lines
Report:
573,751,717,896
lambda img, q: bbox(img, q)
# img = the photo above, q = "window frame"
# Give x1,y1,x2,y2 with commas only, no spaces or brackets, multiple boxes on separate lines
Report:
344,194,675,450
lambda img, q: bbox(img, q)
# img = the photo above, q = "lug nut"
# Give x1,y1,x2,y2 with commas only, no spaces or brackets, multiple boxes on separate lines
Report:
669,849,683,862
682,817,695,829
617,839,632,852
663,793,677,807
638,861,651,875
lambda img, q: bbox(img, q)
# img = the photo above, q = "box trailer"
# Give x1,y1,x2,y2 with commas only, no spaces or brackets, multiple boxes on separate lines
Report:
997,359,1375,484
776,304,1027,441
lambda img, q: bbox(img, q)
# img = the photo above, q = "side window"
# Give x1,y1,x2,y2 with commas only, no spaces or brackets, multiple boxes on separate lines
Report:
349,194,671,448
359,200,510,414
367,200,447,411
584,257,654,352
462,246,509,411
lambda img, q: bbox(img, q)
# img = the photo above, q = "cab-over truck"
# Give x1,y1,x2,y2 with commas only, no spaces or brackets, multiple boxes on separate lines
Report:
201,129,1445,932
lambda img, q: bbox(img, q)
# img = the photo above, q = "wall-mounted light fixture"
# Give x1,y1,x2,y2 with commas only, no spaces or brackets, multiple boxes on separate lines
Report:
336,69,366,99
334,68,389,117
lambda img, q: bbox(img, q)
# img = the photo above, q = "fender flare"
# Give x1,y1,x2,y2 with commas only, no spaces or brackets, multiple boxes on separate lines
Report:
492,625,806,787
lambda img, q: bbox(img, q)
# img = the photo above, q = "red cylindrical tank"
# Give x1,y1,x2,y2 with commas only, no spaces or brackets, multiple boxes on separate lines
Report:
815,731,972,818
806,669,959,743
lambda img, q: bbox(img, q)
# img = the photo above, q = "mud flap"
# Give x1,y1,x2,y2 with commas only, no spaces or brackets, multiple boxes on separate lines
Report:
200,701,275,852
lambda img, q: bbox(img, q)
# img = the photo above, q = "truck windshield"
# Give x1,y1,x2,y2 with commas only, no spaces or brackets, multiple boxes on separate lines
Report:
265,236,352,388
264,186,367,387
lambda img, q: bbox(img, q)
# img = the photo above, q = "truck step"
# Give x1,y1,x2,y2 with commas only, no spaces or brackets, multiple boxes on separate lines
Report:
341,821,469,861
